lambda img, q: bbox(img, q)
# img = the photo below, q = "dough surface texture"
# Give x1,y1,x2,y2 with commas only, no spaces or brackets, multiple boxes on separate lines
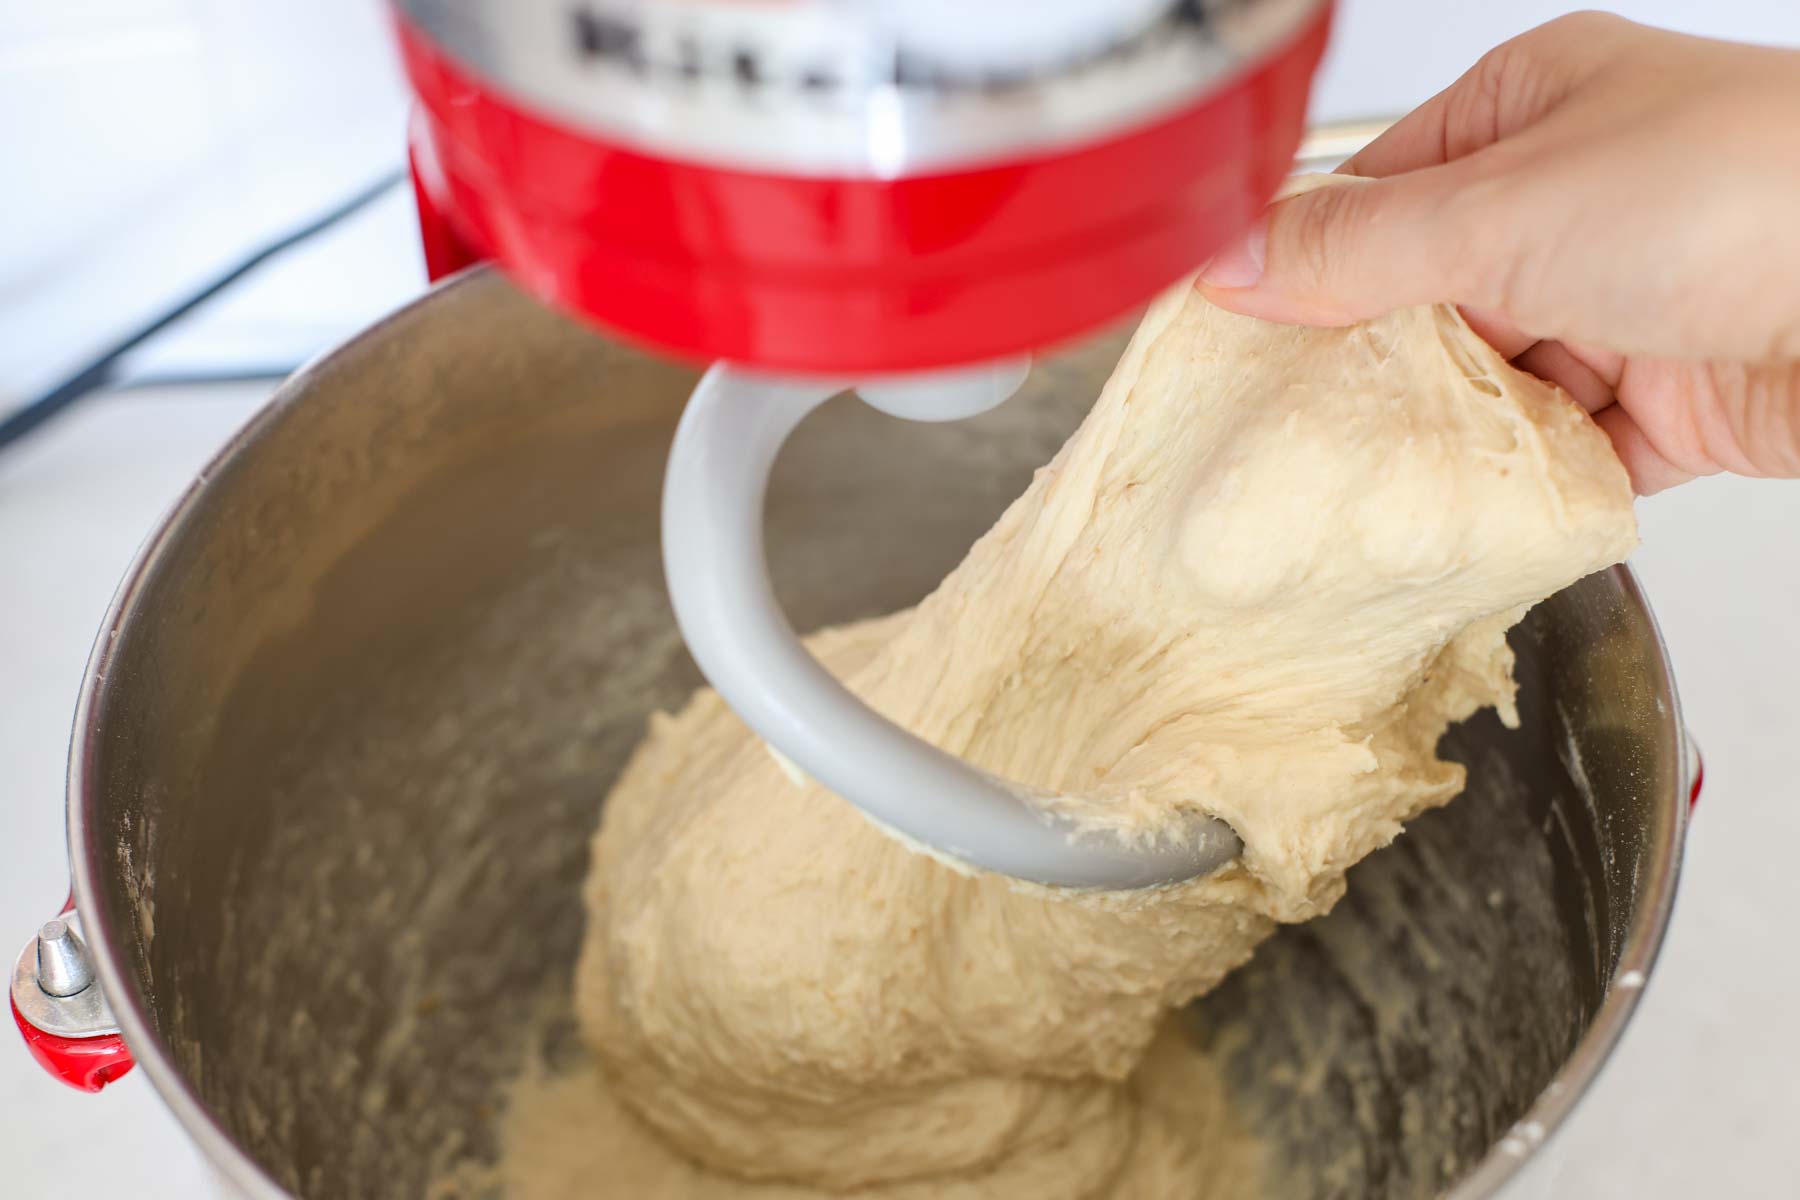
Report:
570,270,1638,1195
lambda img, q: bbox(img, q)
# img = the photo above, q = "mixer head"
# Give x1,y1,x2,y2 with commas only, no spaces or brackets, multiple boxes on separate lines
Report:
393,0,1331,373
390,0,1334,888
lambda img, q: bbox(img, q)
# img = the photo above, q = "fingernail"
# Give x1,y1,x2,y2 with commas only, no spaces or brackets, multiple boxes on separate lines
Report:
1198,215,1269,290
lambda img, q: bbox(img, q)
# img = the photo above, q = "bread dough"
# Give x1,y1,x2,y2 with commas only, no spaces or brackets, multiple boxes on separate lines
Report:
569,233,1637,1196
472,1017,1263,1199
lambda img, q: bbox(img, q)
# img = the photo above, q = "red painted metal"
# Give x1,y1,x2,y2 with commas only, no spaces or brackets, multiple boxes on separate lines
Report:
395,5,1332,371
11,997,135,1093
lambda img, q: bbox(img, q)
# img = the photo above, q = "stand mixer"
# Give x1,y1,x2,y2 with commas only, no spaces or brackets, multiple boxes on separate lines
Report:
393,0,1334,887
1,17,1704,1177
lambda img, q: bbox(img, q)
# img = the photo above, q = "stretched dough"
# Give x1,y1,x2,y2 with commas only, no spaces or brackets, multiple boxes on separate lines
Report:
573,238,1636,1195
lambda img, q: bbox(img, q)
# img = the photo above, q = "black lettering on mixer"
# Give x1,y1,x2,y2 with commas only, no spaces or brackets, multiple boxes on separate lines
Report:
566,0,1246,96
572,9,646,74
732,48,762,87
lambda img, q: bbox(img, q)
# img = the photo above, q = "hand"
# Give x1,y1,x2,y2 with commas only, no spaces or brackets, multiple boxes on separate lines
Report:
1197,13,1800,494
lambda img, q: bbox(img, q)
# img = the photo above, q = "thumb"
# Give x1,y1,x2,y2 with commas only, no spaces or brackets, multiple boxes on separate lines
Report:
1196,167,1497,326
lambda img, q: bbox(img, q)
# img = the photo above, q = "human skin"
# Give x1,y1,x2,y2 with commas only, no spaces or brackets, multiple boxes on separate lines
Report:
1197,12,1800,494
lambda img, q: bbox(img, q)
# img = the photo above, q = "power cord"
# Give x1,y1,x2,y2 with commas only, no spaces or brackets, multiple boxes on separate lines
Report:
0,167,408,455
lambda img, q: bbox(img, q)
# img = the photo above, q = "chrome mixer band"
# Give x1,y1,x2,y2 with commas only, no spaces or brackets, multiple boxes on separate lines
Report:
390,0,1327,174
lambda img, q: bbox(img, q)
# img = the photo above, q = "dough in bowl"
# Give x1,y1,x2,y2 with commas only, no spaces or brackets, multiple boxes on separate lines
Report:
556,255,1637,1196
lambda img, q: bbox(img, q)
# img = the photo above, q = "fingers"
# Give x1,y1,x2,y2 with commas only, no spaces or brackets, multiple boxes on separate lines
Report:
1459,306,1536,359
1509,338,1675,492
1197,161,1500,325
1560,341,1626,391
1598,360,1800,493
1202,12,1655,330
1512,339,1616,414
1336,80,1473,178
1593,405,1696,495
1339,54,1522,179
1340,11,1623,179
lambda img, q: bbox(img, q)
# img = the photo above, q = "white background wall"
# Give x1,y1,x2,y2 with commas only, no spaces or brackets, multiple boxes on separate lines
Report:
0,0,411,403
1,3,1797,1197
3,0,1797,408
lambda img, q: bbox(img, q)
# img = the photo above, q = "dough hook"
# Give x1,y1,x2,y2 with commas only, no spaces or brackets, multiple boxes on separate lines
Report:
661,362,1243,889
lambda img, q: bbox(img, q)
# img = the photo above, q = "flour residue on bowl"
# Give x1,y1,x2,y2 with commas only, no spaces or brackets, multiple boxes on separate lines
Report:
433,1015,1265,1200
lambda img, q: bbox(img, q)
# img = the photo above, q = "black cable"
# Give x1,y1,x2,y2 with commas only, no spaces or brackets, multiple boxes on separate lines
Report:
0,167,407,455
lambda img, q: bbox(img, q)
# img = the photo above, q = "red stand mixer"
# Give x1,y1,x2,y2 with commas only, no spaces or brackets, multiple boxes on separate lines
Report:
396,0,1332,373
15,0,1335,1088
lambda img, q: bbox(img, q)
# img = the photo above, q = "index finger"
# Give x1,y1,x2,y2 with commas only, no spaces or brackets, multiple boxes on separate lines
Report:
1338,79,1466,178
1339,18,1597,178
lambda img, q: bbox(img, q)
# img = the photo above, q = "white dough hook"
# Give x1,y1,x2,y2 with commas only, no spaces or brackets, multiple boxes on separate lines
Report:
660,361,1243,889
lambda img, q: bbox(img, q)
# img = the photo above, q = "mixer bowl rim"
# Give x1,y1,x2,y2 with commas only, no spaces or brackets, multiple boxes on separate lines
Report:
63,266,1691,1200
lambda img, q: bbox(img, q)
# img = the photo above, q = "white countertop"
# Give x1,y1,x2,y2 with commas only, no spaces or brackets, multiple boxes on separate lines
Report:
4,2,1799,1196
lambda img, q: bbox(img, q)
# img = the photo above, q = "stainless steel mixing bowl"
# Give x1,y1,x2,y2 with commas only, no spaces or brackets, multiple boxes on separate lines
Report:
59,267,1690,1197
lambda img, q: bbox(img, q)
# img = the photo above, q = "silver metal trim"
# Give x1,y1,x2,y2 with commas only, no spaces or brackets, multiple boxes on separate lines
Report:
35,919,96,997
395,0,1327,176
11,910,120,1039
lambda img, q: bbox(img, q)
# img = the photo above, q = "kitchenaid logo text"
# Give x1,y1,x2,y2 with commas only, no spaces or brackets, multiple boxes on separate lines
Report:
567,0,1261,97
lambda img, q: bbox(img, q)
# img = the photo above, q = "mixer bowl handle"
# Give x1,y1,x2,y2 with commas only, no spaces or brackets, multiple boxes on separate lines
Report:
660,362,1242,890
11,899,135,1092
